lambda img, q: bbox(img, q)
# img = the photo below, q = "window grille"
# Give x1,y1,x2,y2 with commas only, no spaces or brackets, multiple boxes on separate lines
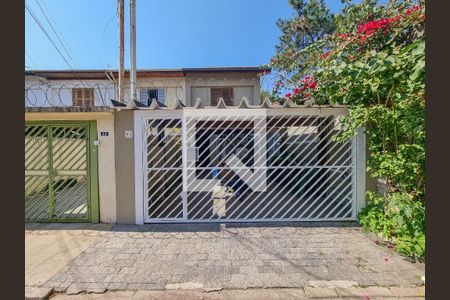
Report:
210,87,234,106
140,89,165,106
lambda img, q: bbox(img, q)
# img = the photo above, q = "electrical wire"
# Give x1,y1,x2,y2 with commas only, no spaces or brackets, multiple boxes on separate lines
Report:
25,2,74,69
25,0,137,105
26,1,106,105
35,0,81,69
25,50,38,69
34,0,79,68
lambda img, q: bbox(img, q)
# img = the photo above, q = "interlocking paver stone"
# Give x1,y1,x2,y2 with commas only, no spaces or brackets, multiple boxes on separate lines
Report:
42,223,424,292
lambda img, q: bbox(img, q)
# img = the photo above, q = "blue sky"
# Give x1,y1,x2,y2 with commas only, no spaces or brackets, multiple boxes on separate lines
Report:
25,0,347,71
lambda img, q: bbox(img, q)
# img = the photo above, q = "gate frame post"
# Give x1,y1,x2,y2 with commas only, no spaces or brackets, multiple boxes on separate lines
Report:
181,111,188,220
89,121,100,223
134,111,145,225
355,127,366,217
47,124,55,221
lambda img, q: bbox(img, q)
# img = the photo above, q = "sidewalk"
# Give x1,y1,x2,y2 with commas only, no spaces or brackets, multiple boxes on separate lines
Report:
25,223,425,299
25,223,113,299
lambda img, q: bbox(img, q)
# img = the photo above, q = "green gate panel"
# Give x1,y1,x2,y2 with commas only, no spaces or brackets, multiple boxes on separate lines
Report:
25,122,98,223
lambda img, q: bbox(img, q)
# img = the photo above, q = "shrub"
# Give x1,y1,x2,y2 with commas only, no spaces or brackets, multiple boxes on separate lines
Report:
359,192,425,259
267,0,425,259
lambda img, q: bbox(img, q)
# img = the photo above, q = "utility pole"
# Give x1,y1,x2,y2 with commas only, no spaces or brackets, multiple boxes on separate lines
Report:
128,0,137,107
118,0,124,103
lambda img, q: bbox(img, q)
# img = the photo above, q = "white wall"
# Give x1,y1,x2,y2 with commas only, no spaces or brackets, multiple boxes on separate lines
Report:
96,115,117,222
25,74,262,108
185,73,261,106
122,77,186,107
25,78,115,107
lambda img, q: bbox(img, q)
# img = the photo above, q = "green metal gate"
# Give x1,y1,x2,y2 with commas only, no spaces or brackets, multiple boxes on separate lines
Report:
25,121,99,222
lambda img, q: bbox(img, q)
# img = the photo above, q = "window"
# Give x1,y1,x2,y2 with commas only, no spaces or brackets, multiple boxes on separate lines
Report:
72,88,95,107
140,89,165,106
210,87,234,106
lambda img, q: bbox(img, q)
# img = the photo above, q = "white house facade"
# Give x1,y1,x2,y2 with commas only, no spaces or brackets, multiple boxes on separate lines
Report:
24,67,367,225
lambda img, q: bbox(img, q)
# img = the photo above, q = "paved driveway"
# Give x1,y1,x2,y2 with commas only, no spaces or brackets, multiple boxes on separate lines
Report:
35,222,424,295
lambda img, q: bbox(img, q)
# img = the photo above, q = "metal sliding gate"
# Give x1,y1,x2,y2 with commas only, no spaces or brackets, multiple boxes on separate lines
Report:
25,122,97,222
142,109,357,223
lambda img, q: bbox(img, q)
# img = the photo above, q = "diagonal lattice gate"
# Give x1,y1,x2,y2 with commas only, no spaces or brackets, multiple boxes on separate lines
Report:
25,122,96,222
142,109,358,223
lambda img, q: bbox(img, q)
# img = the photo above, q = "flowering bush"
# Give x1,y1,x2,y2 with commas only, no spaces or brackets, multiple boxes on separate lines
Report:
284,75,317,103
267,0,425,259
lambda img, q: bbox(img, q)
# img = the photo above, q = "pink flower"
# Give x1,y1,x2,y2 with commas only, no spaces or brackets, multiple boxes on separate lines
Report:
321,51,331,59
407,5,422,16
285,93,292,98
275,80,283,87
301,76,317,89
293,88,300,94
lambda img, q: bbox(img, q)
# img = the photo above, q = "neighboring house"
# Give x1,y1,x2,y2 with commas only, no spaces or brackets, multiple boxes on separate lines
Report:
24,67,270,224
25,67,266,109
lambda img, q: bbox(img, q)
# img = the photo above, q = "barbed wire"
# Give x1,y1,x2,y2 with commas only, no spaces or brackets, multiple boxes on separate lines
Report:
24,78,187,108
25,81,115,107
25,76,269,108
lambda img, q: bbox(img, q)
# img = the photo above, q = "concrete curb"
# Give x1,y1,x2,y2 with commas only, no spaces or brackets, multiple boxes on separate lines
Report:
43,286,426,299
25,287,53,300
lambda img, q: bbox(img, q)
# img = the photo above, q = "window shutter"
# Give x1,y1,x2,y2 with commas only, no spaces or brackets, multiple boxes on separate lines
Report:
72,88,95,107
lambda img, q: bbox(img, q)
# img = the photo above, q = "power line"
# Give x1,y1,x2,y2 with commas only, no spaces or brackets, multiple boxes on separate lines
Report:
35,0,80,67
34,0,118,89
33,0,79,68
26,3,91,83
98,12,117,68
25,50,38,69
25,0,117,105
95,0,119,72
25,2,74,69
